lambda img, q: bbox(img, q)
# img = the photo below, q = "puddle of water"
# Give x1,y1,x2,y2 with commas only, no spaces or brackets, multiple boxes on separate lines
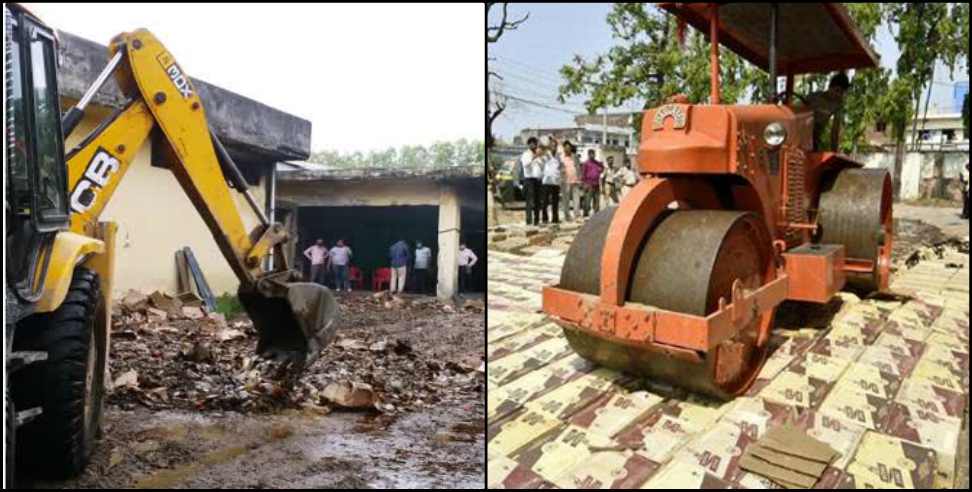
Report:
134,445,251,489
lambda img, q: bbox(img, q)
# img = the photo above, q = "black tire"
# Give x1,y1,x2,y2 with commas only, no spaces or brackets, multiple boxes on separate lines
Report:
5,388,14,489
12,267,104,478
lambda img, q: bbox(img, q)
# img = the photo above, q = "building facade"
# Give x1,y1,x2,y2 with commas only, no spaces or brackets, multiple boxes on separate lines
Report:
275,165,485,300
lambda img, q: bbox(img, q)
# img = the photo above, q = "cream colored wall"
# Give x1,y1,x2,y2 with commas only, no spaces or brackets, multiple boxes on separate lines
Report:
65,115,266,298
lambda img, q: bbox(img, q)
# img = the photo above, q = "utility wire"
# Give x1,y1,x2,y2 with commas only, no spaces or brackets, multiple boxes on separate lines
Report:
493,90,587,114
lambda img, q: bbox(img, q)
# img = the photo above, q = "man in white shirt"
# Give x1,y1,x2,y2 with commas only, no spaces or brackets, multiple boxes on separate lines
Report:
458,243,478,294
302,239,329,285
519,137,544,225
329,239,353,292
961,160,969,220
413,241,433,294
618,157,638,199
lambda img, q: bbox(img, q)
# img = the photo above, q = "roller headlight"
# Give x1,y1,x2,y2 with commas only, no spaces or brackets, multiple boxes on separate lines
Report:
763,122,787,146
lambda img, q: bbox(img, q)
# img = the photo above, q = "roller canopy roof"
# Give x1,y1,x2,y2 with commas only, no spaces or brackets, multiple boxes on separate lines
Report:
659,3,880,74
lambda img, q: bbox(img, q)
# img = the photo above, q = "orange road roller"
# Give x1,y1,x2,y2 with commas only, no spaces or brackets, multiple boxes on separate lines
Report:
542,3,892,400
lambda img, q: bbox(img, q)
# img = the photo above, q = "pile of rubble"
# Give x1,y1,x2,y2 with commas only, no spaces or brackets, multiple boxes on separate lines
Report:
107,290,485,415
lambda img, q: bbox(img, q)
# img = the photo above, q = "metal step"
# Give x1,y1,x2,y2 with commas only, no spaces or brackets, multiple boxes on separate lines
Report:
16,406,42,426
7,350,47,373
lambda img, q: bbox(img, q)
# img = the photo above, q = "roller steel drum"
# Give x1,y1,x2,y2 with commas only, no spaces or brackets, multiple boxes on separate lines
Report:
559,209,775,400
817,168,893,292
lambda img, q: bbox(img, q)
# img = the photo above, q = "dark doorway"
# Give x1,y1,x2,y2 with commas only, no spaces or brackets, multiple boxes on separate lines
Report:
295,206,438,291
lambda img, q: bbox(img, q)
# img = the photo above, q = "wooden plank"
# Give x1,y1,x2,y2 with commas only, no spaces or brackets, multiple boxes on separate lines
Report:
747,444,828,476
175,249,193,295
183,246,216,312
739,454,819,488
762,425,839,463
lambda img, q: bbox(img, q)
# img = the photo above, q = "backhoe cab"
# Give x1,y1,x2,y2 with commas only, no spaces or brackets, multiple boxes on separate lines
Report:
5,3,337,482
543,3,892,400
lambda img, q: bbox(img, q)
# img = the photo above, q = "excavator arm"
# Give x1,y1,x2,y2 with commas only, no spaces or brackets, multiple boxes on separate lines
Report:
61,29,337,368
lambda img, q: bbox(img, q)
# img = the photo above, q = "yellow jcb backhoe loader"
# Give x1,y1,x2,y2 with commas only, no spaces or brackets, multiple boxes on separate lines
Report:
4,4,337,483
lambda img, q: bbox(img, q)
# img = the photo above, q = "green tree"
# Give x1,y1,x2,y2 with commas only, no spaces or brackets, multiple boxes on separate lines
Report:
558,4,761,114
557,3,969,184
430,141,456,167
308,140,483,170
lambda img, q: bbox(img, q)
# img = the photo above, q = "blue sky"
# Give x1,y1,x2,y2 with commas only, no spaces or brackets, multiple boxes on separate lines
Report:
489,3,968,142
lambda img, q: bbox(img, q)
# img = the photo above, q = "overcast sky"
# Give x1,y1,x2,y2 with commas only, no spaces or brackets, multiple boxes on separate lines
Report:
26,3,486,154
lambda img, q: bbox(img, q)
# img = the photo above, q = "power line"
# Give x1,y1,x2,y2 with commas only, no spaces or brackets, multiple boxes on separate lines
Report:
492,68,563,92
497,80,579,107
490,66,591,110
491,56,568,86
493,89,587,113
493,90,587,114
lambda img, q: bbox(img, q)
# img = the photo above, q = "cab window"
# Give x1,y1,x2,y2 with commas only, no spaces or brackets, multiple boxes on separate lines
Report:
6,18,31,213
28,26,68,224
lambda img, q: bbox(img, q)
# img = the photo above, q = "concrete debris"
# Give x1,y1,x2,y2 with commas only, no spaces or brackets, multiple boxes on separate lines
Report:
462,298,484,312
107,291,484,415
148,290,183,317
182,306,206,320
337,338,368,351
121,290,149,312
183,342,214,363
146,307,168,323
322,381,377,408
112,369,139,390
216,329,246,342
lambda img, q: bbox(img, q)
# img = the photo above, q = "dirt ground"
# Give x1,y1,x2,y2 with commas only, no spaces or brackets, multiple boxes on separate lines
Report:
18,292,485,489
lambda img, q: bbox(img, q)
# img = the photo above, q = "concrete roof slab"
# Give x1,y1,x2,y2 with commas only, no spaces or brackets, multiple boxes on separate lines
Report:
56,30,311,163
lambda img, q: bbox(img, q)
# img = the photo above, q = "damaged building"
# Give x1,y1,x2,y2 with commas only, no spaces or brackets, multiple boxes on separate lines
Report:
57,30,310,297
274,163,485,299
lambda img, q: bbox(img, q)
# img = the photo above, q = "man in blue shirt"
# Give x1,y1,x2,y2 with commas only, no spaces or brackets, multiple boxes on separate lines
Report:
388,239,411,294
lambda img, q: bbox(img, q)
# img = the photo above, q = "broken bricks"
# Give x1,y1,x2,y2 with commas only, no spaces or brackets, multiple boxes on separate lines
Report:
322,381,377,408
107,290,482,417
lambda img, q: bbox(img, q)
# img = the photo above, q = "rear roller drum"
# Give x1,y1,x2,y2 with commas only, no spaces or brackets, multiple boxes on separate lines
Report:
559,209,776,400
817,168,893,292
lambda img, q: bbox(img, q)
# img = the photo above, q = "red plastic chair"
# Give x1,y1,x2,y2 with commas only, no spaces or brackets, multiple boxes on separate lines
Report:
372,267,391,292
349,266,365,290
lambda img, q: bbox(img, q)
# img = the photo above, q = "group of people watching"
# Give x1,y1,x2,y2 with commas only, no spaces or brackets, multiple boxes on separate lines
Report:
386,239,479,295
301,239,354,291
302,239,479,295
516,136,638,226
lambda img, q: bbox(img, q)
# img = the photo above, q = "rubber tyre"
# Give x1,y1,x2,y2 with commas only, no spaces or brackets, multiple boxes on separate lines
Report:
5,388,14,489
13,267,104,478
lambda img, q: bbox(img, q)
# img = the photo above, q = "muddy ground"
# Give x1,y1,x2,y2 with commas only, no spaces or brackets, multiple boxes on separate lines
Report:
20,292,485,489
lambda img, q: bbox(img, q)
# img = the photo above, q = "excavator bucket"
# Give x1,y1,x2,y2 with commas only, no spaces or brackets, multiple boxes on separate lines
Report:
238,282,339,369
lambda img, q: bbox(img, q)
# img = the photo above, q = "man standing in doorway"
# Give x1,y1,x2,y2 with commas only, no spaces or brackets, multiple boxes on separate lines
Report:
413,240,432,294
458,242,478,295
303,239,329,285
329,239,353,292
388,238,411,294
